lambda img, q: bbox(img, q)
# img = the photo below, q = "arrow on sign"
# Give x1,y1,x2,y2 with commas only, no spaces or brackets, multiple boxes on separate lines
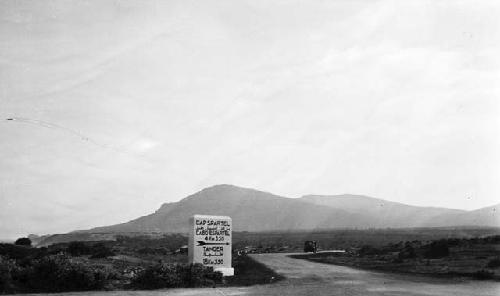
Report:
197,241,230,246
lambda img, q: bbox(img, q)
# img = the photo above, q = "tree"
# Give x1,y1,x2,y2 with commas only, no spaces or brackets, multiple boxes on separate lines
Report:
14,237,31,247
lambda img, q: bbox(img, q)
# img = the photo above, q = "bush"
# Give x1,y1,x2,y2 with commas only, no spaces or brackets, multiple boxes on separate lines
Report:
0,256,20,293
423,240,449,259
358,245,384,257
23,255,109,292
131,264,183,289
137,247,170,255
473,269,494,280
66,242,115,258
67,241,89,256
15,238,32,246
89,243,115,259
188,263,223,287
398,244,416,260
0,243,37,260
0,255,110,293
130,263,222,289
486,258,500,269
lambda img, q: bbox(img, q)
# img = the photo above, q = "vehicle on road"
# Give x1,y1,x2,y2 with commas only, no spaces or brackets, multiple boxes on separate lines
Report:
303,240,318,253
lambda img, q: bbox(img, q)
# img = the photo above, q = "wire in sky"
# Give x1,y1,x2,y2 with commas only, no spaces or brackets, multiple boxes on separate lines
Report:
4,117,124,153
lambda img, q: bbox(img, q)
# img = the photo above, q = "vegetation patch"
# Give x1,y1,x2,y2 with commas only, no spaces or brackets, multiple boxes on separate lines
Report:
0,235,284,294
130,263,222,289
291,235,500,281
486,258,500,269
3,229,499,293
0,255,112,294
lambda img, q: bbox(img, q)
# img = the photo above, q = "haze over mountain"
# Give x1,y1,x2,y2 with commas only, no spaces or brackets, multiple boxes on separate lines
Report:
86,185,499,233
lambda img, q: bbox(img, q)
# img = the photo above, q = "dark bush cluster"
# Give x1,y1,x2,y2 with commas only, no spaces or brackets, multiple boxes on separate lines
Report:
358,245,384,257
473,269,495,280
116,234,187,252
486,258,500,269
14,238,32,247
0,255,110,294
66,241,88,256
0,256,19,293
0,243,38,260
66,241,115,258
423,240,449,259
130,263,222,289
137,247,170,255
89,243,116,259
398,243,416,260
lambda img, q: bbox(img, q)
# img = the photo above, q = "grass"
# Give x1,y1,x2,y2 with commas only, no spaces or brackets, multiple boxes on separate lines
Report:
290,238,500,281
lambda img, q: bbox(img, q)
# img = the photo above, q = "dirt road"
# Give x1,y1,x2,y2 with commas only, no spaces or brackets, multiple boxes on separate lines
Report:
19,253,500,296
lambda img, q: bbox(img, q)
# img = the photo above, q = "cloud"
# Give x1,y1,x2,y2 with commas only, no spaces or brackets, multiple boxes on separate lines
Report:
129,138,159,153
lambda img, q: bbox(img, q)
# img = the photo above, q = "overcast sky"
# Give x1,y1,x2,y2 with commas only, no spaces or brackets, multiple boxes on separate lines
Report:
1,0,499,239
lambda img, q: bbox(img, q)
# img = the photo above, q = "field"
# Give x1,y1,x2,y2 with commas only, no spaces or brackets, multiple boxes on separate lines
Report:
7,253,499,296
0,236,281,294
291,235,500,280
233,227,500,252
2,227,499,294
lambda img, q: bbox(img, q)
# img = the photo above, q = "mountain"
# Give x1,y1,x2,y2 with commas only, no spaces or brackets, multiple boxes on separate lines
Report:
299,194,466,228
88,185,372,234
300,195,499,228
27,234,51,246
425,203,500,227
36,185,499,246
87,185,499,233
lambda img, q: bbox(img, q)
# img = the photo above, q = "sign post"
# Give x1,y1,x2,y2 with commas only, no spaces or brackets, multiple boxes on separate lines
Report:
188,215,234,276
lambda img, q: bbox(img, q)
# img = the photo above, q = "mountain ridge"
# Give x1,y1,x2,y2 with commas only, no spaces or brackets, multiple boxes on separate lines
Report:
87,184,498,232
37,184,498,246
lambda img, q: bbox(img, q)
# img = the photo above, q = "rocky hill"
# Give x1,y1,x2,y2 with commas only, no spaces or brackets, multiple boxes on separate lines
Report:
37,184,499,246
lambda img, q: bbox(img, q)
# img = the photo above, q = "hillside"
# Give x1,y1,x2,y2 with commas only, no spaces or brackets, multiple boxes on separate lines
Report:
37,185,499,246
426,203,500,227
88,185,372,233
300,194,466,228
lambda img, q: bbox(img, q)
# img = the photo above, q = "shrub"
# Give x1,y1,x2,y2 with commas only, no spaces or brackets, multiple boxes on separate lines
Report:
15,238,32,246
486,258,500,269
67,241,89,256
0,243,36,260
423,240,449,259
130,264,183,289
187,263,223,287
130,263,222,289
358,245,384,256
392,257,403,263
398,244,416,260
0,256,20,293
23,255,109,292
66,242,115,258
1,254,111,294
89,243,115,259
473,269,494,280
137,247,170,255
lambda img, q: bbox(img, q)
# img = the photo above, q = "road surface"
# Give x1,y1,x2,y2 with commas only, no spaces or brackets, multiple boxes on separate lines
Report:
17,253,500,296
